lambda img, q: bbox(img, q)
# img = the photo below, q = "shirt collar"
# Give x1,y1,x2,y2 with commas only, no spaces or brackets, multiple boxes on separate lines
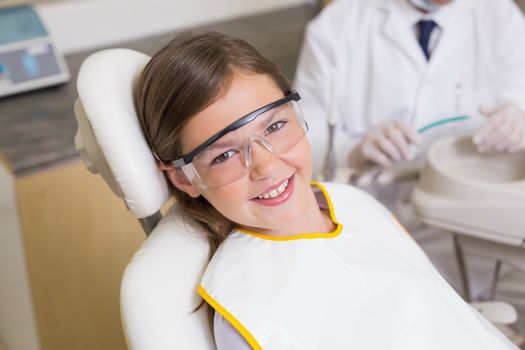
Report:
395,0,471,30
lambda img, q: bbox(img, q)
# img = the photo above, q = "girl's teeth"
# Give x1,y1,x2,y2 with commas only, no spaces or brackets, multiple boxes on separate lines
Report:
258,179,289,199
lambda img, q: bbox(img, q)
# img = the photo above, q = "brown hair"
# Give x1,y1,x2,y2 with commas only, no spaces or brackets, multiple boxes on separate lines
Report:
134,31,291,257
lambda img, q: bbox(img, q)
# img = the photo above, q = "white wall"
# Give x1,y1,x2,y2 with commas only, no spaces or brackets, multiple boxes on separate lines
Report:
37,0,308,54
0,162,40,350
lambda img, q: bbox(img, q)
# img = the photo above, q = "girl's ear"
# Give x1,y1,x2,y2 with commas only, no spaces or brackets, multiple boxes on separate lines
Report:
163,167,201,198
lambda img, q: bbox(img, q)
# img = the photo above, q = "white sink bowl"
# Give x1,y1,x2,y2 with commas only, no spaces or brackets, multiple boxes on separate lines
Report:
412,135,525,246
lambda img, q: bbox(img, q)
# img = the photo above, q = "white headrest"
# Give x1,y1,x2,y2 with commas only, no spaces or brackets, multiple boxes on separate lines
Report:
75,48,169,218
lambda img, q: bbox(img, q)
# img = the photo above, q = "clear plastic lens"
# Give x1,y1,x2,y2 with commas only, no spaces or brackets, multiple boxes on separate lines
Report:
186,100,307,189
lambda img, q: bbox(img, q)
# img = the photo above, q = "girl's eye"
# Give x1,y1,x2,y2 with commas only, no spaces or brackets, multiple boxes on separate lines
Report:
211,150,236,164
265,121,286,135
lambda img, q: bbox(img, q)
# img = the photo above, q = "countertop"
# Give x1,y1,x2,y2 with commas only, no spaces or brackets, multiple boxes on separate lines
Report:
0,4,316,175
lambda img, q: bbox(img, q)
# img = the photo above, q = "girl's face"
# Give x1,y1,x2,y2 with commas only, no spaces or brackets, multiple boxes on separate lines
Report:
169,71,315,236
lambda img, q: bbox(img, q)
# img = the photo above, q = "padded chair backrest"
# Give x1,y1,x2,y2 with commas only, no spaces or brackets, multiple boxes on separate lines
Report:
122,205,214,349
74,48,169,222
74,49,214,349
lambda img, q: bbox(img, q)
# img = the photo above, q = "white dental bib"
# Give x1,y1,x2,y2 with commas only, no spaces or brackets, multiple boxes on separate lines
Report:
198,182,516,349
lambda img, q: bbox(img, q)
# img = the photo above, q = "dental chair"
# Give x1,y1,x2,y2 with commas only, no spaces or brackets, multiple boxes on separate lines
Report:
74,49,215,349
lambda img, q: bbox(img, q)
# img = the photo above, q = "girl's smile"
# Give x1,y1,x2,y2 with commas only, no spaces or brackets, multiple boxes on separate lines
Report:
251,174,295,206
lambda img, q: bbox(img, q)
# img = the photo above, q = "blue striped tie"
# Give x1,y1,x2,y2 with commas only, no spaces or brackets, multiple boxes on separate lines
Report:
417,20,437,60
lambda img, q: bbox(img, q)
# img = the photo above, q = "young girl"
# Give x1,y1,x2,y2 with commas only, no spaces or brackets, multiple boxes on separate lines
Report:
133,31,517,349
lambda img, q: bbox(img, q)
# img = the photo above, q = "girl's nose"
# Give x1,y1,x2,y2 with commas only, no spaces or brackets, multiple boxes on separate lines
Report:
248,141,282,181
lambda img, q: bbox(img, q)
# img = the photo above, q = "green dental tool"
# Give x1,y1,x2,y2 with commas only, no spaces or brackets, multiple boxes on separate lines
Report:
418,115,470,133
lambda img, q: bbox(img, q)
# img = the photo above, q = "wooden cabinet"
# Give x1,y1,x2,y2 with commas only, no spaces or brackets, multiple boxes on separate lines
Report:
4,159,145,350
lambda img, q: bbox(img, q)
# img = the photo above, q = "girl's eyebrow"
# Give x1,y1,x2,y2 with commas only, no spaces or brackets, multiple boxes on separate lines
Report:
254,109,277,128
205,139,237,151
204,106,284,151
254,104,288,130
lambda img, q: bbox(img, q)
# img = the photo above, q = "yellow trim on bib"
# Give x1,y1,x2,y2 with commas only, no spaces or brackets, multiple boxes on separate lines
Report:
391,214,411,236
237,225,342,241
198,285,262,350
311,181,337,222
238,182,343,241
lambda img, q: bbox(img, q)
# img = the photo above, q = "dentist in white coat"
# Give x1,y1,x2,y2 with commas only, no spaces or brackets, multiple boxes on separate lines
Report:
295,0,525,232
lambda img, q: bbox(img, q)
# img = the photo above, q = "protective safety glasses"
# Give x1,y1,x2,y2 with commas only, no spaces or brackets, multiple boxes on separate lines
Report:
170,91,308,189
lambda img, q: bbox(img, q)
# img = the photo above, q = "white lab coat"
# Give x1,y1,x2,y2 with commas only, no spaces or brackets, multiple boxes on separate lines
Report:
295,0,525,179
295,0,525,237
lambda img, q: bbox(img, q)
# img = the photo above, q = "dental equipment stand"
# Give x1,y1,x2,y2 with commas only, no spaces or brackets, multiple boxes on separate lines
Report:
412,135,525,314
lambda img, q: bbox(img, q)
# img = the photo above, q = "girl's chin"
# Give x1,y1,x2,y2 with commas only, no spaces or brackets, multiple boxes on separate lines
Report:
257,208,305,233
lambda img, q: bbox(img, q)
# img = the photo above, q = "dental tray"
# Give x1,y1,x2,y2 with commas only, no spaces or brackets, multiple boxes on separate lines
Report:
412,135,525,246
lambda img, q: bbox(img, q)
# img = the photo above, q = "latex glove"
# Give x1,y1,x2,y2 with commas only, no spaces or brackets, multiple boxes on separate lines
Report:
350,121,422,168
349,161,422,187
473,104,525,153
